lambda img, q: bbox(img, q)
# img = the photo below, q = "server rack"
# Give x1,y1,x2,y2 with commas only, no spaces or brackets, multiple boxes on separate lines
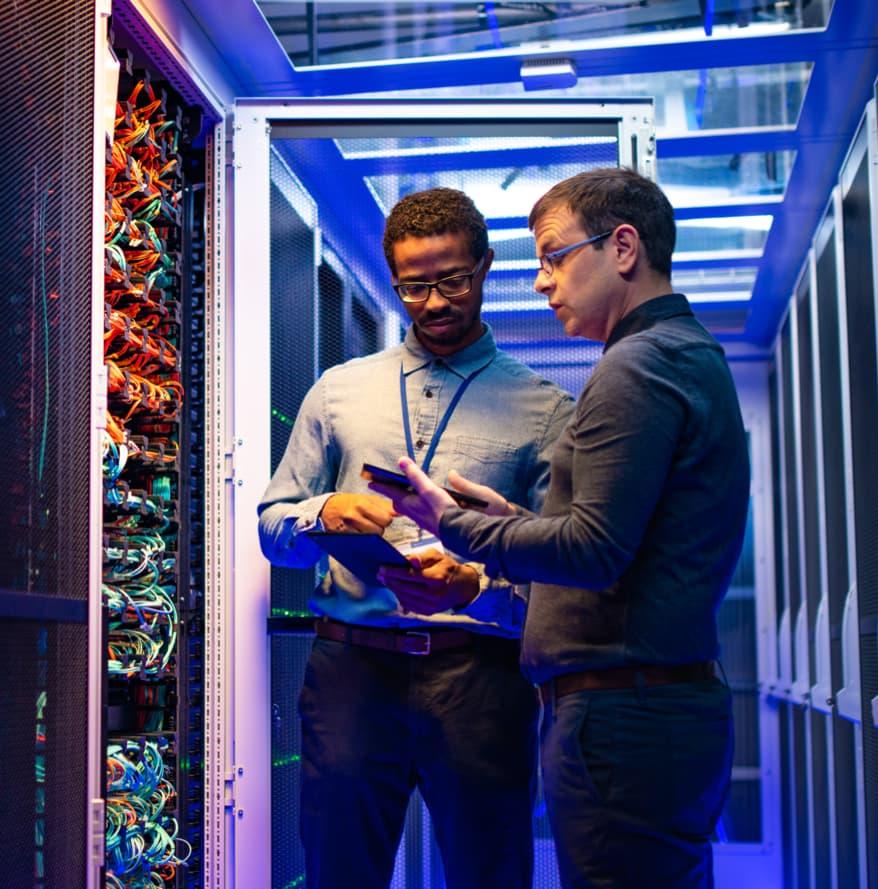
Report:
768,99,878,889
0,2,104,886
838,103,878,888
36,0,233,885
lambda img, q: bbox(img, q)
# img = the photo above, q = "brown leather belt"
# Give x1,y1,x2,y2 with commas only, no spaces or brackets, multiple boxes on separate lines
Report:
315,617,474,657
541,661,715,702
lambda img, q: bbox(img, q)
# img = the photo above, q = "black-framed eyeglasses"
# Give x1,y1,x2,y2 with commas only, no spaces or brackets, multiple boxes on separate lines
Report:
393,257,485,304
538,230,613,276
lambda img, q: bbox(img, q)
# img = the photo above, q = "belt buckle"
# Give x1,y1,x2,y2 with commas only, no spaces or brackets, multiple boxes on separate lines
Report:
403,631,431,656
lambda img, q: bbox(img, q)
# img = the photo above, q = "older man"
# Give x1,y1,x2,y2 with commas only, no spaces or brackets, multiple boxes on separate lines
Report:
376,169,750,889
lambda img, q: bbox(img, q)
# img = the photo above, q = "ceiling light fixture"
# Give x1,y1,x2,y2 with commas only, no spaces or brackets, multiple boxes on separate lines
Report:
520,58,577,91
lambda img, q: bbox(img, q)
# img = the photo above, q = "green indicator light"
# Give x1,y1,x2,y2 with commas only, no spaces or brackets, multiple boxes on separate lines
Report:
270,608,315,619
271,408,294,427
272,754,302,768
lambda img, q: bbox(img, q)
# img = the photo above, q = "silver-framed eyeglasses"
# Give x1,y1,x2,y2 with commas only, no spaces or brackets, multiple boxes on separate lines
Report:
538,230,613,276
393,257,485,303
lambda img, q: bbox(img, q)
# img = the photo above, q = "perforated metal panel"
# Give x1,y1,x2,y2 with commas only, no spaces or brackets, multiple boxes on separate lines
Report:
840,148,878,887
0,621,89,887
791,706,810,889
809,712,832,888
813,221,863,887
832,717,862,888
270,158,318,617
796,285,820,678
793,278,836,886
780,319,801,622
351,295,380,360
271,633,310,889
842,153,878,624
779,703,795,886
717,503,762,845
769,366,786,633
0,2,95,886
317,262,345,374
270,180,317,477
862,640,878,887
0,0,94,600
722,777,762,844
815,234,847,675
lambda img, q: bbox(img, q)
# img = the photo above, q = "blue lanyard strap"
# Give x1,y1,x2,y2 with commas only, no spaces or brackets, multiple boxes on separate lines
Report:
399,360,490,475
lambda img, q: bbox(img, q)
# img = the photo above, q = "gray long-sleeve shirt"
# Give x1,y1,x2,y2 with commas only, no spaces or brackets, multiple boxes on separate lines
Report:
258,324,574,637
440,295,750,682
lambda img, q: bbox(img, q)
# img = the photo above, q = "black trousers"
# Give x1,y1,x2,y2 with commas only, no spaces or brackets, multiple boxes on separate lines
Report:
541,677,734,889
298,633,539,889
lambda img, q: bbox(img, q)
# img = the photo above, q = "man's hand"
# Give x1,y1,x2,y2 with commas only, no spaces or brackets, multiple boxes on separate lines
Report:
319,493,397,534
446,469,515,517
377,549,479,614
368,457,455,535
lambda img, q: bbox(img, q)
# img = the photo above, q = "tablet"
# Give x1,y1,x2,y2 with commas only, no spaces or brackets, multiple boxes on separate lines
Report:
305,530,410,587
361,462,489,509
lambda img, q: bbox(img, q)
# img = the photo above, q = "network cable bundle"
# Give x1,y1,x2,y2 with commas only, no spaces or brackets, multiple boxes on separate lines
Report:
103,44,205,888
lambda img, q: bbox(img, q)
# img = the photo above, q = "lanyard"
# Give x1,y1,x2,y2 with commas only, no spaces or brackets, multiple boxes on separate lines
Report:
399,360,490,475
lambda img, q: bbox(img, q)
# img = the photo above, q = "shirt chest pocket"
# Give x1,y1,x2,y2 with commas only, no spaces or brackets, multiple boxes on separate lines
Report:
450,435,521,498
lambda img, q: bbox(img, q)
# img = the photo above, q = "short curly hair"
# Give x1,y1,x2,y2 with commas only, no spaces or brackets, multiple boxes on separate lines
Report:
383,187,489,275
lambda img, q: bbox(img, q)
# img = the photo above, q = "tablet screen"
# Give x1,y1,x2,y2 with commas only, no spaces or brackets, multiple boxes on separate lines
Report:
305,530,409,586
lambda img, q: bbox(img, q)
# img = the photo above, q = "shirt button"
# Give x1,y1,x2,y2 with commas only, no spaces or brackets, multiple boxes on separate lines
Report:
425,389,433,398
415,439,425,449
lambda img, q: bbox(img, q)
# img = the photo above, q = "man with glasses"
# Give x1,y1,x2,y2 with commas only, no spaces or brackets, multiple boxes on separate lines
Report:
258,186,573,889
373,169,750,889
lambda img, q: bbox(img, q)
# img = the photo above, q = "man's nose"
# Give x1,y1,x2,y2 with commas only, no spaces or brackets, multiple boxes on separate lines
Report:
534,269,552,295
424,286,452,310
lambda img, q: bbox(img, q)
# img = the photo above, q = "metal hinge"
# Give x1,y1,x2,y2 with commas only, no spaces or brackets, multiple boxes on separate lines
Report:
94,366,108,432
90,798,106,864
226,436,243,485
224,769,236,809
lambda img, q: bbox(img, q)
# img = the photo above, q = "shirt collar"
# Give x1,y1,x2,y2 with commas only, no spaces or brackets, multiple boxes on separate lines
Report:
402,323,497,378
604,293,693,352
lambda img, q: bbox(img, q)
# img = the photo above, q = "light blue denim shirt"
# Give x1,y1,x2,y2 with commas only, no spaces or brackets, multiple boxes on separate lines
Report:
258,324,574,637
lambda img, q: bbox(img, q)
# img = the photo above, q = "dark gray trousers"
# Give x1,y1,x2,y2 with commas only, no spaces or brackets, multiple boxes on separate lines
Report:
541,678,734,889
299,633,539,889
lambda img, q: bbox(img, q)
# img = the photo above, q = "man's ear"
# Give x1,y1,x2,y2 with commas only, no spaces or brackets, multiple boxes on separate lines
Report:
612,224,640,275
481,247,495,275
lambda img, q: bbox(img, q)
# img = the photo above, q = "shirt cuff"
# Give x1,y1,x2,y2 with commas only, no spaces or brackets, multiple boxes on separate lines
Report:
451,561,526,633
450,563,490,613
